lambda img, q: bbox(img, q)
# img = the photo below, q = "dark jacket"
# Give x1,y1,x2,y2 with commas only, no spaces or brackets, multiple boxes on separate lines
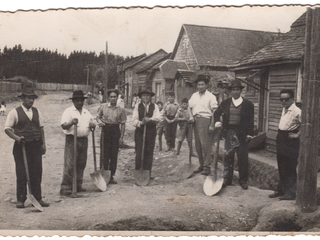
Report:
214,98,254,137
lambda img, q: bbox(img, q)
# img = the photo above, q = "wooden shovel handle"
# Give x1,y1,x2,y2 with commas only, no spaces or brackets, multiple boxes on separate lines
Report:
140,105,148,170
21,142,32,191
92,130,97,172
72,123,78,196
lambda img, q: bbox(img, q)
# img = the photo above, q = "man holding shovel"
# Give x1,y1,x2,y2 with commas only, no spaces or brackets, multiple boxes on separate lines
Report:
4,84,49,208
132,89,161,180
60,90,95,196
96,89,127,184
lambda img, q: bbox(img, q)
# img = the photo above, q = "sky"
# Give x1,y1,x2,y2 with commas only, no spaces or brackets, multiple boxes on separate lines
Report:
0,1,315,58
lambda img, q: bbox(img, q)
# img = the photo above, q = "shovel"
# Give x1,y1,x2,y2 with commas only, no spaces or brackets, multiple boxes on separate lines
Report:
100,128,111,184
21,142,44,212
182,124,197,179
203,127,224,196
71,123,81,198
134,106,150,186
90,130,107,191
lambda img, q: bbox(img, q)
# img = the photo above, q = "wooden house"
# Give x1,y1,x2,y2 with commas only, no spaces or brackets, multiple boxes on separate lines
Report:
148,24,279,106
119,49,168,107
149,59,193,104
229,13,306,152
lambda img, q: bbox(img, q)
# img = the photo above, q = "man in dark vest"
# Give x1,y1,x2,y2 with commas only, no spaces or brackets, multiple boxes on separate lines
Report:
132,89,161,178
4,84,49,208
214,79,254,190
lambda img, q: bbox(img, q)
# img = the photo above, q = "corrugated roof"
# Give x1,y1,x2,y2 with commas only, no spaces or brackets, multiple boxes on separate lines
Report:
172,24,278,67
231,12,306,68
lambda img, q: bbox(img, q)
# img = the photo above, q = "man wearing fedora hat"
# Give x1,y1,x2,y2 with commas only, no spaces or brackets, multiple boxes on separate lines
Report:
188,74,218,176
214,79,254,190
5,84,49,208
132,88,161,178
60,90,96,196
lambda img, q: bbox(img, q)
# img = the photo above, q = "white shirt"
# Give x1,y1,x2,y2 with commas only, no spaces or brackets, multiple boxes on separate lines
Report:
5,104,44,131
61,106,93,137
188,90,218,118
132,102,161,127
278,103,301,131
232,96,243,107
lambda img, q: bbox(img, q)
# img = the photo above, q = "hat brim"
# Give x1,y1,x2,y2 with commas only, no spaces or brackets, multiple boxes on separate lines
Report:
138,92,155,98
69,97,88,99
18,93,38,99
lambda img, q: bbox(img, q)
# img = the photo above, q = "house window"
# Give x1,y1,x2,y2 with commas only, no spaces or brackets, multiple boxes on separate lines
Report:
156,83,162,101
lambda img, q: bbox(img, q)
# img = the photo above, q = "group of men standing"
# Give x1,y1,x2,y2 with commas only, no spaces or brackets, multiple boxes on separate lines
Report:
4,73,301,209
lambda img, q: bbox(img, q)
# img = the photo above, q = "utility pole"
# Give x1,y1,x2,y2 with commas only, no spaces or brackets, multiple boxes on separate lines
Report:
104,41,109,103
296,7,320,213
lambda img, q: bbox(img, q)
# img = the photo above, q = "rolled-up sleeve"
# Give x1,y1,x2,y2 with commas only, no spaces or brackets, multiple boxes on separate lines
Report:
150,104,160,122
4,109,18,131
38,109,44,127
61,108,71,125
132,104,141,127
210,95,218,112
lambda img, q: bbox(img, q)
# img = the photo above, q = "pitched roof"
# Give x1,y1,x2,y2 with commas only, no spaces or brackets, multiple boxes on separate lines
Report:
117,53,146,72
124,49,167,70
230,12,306,69
171,24,278,67
136,53,172,73
159,60,190,79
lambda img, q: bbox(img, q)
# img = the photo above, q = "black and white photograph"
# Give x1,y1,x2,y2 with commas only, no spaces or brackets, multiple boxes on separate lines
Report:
0,1,320,237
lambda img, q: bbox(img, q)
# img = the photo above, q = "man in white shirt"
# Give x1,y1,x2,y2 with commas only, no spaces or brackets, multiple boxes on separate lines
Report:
132,89,160,179
4,84,49,208
60,90,95,196
269,89,301,200
188,74,218,176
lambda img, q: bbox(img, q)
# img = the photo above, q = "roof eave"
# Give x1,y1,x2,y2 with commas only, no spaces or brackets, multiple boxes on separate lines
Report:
229,59,302,71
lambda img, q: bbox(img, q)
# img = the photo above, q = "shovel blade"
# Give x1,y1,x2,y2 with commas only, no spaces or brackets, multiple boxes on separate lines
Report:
90,172,107,191
27,193,43,212
182,163,197,179
203,175,224,196
100,169,111,184
134,169,150,186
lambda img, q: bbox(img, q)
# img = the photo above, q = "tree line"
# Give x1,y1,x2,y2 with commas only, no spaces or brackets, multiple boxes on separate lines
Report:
0,44,131,89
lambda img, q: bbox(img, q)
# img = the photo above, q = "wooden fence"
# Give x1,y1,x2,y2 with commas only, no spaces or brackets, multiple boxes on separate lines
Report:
0,82,91,93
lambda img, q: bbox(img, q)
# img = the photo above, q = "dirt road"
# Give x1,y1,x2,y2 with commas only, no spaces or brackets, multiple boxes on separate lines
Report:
0,92,280,234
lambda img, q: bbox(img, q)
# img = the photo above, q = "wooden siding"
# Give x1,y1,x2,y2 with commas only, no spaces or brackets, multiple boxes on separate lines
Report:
265,65,299,152
175,76,196,104
173,32,198,71
152,70,166,103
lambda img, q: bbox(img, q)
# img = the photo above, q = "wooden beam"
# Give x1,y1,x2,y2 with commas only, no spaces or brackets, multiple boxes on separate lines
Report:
296,7,320,213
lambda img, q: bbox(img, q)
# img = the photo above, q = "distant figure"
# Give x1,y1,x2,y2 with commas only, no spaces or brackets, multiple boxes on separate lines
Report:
0,101,6,115
269,89,301,200
175,98,194,156
156,101,165,151
87,92,93,105
163,92,179,152
98,90,103,103
132,93,138,108
117,94,125,108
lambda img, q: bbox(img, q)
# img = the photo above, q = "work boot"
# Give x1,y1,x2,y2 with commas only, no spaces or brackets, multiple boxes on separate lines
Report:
193,167,203,173
16,201,25,208
109,176,117,184
60,189,72,196
269,191,283,198
240,182,248,190
176,141,182,155
77,186,86,192
201,168,211,176
278,194,295,201
38,200,50,207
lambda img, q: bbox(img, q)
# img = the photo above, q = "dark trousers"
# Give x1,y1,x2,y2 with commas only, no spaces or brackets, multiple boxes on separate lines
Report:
135,125,157,172
165,116,177,148
100,125,120,176
276,130,299,197
13,141,43,202
223,128,249,185
61,135,88,191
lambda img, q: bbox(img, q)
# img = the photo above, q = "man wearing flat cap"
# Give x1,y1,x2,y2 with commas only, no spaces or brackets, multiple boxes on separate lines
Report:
214,79,254,190
60,90,96,196
188,74,218,176
5,84,49,208
132,88,161,178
